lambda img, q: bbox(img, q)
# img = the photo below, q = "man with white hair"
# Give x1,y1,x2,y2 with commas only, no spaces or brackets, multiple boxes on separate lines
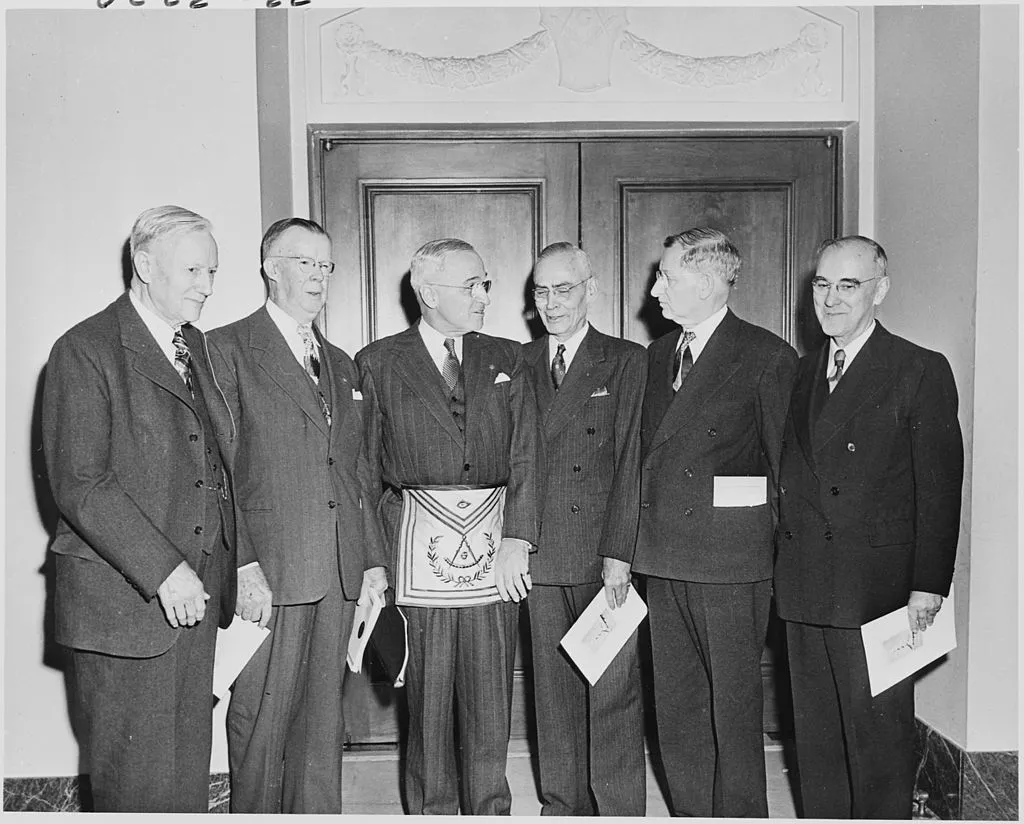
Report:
42,204,237,811
356,238,540,815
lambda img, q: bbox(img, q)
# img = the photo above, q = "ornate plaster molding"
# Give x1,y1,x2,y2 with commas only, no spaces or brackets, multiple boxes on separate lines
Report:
330,13,830,97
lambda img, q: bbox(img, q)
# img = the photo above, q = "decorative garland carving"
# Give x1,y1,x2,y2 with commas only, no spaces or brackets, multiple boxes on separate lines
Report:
330,16,830,97
618,22,828,90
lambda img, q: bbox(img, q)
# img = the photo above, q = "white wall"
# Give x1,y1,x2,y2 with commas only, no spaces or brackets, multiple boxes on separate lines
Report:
5,9,264,777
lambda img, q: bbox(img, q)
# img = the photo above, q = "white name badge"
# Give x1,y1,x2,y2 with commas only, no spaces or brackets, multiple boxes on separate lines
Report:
395,485,506,608
712,476,767,507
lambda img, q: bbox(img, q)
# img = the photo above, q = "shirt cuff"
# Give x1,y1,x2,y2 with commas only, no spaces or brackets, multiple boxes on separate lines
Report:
502,537,534,553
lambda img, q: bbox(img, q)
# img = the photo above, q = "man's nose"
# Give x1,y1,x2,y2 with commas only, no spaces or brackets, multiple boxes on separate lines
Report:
197,270,214,295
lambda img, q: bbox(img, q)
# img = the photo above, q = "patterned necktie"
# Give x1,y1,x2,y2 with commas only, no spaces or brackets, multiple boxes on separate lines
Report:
828,348,846,392
298,325,320,383
442,338,460,392
172,328,194,398
551,343,567,390
672,329,697,392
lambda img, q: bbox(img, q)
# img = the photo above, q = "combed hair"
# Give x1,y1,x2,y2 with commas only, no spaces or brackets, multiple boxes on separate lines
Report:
261,217,330,263
817,235,888,278
129,205,211,260
663,227,742,285
410,238,477,289
536,241,593,281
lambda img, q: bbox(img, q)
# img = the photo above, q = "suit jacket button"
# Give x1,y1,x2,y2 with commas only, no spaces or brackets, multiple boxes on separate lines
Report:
684,468,694,478
194,525,203,535
571,504,580,514
684,508,693,516
641,502,650,510
780,485,787,495
785,530,793,539
573,464,582,472
195,480,204,488
847,442,856,452
328,457,335,466
824,530,833,541
708,428,717,437
328,500,337,509
189,433,199,442
463,463,471,471
587,427,596,435
830,486,840,496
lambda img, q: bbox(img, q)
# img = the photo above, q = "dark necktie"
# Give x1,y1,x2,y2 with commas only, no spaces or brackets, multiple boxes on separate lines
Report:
442,337,460,391
551,343,567,390
172,328,194,398
672,329,697,392
828,348,846,392
298,325,331,426
298,325,321,383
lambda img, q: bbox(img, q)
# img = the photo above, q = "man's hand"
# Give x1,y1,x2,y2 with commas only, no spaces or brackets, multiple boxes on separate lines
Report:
156,560,210,628
602,557,631,610
359,566,389,607
907,590,943,633
236,563,273,629
495,538,532,603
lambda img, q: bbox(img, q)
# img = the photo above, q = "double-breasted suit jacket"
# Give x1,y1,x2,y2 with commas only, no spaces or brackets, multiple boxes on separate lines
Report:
632,309,798,582
43,292,237,657
523,327,646,584
774,322,963,627
208,307,386,604
356,323,540,554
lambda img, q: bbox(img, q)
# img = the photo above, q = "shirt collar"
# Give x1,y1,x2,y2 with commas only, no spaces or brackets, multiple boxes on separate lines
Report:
678,304,728,362
828,319,876,371
548,322,590,370
265,299,317,365
128,289,179,365
418,318,464,363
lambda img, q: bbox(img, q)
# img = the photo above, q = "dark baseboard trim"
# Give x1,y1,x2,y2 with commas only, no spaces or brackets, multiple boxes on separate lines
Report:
914,719,1018,820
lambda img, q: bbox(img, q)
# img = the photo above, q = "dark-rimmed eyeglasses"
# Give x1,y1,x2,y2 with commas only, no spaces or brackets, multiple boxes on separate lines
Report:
811,276,881,295
532,277,592,301
267,256,336,277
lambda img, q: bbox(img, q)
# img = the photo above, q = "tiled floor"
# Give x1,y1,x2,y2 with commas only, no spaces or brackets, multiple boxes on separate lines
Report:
341,736,798,816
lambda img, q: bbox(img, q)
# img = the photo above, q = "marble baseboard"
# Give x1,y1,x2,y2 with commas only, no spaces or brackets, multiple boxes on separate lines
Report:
4,773,232,813
914,720,1018,820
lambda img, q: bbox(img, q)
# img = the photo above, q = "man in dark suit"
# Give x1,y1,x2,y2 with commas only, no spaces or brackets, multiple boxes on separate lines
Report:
774,235,963,819
356,238,540,815
208,218,388,813
41,205,236,812
521,242,647,816
632,227,798,817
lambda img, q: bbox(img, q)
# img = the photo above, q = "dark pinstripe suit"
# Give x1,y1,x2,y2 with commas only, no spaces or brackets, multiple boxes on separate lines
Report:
522,326,647,816
356,323,540,815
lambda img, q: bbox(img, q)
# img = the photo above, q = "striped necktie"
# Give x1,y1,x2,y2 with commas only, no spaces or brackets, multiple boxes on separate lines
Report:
172,328,194,398
442,338,460,392
828,348,846,392
672,329,697,392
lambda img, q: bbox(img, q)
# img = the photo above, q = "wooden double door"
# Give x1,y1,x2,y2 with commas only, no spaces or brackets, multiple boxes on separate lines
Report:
312,130,839,745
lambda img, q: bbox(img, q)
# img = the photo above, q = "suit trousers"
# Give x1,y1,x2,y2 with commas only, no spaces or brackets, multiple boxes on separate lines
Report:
647,576,771,818
68,547,223,813
404,599,519,815
227,579,356,813
528,582,646,816
785,621,915,819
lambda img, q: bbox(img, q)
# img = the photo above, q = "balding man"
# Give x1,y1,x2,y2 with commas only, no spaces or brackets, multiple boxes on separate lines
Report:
522,242,647,816
42,205,236,811
209,218,388,813
632,227,798,817
356,238,540,815
774,235,963,819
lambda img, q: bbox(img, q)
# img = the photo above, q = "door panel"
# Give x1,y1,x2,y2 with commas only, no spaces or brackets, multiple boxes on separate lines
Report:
314,139,578,744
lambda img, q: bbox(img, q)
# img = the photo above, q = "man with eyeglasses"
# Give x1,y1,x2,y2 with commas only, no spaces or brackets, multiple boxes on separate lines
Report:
631,227,798,817
773,235,963,819
42,205,237,811
208,217,388,812
521,242,647,815
356,237,540,815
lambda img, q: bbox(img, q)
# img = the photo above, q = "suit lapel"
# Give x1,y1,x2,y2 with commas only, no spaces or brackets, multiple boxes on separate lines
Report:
813,324,894,453
648,311,743,455
393,324,465,446
790,346,828,474
249,307,329,438
545,329,612,439
525,338,556,416
118,293,195,408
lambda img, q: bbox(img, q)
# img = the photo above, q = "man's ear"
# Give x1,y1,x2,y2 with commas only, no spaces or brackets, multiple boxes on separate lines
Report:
873,276,890,306
698,272,716,300
419,285,439,310
133,250,152,284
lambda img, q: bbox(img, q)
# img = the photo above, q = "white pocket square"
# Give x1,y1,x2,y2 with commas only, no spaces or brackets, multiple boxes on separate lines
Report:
351,389,363,400
494,372,511,384
590,387,610,397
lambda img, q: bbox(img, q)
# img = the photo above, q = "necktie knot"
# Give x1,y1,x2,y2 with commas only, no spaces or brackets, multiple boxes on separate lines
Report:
441,337,461,392
172,328,194,397
829,348,846,389
551,343,567,390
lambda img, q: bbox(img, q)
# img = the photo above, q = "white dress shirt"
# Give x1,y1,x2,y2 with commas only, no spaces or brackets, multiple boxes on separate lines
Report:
129,290,180,367
266,299,320,367
827,320,876,380
676,303,728,363
418,318,464,374
548,322,590,375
